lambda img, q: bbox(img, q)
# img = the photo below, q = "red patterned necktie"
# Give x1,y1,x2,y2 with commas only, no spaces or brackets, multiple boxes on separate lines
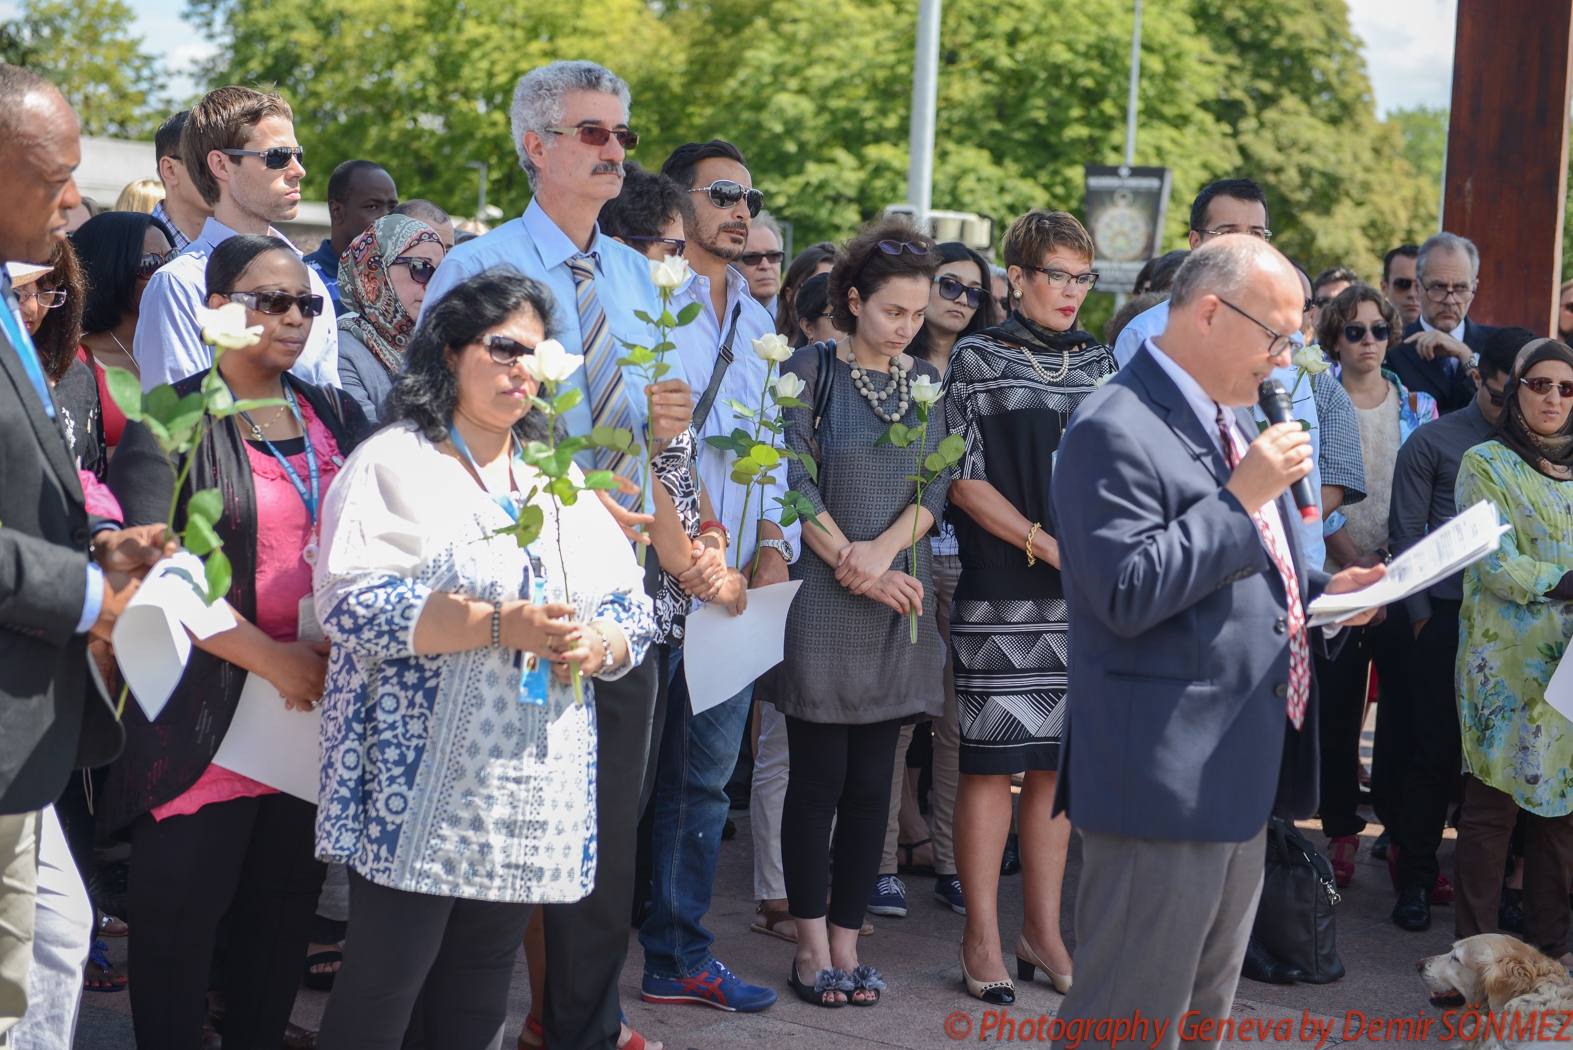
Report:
1216,407,1310,729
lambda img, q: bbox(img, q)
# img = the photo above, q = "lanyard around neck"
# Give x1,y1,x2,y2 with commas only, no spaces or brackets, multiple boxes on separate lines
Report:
448,422,525,523
239,381,320,527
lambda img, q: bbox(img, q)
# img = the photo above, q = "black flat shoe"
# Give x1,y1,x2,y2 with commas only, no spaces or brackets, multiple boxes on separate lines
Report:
1393,884,1431,931
788,964,850,1007
1240,936,1305,984
1371,830,1391,860
1500,888,1524,934
849,965,885,1006
1000,833,1022,877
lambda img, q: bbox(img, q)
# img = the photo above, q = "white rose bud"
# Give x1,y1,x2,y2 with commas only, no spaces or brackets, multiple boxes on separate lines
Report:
1292,344,1331,375
649,255,691,292
752,333,793,363
908,374,941,405
522,338,585,383
774,372,806,399
197,302,264,350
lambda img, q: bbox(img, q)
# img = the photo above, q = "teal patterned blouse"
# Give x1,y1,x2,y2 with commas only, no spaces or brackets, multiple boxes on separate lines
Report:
1456,440,1573,816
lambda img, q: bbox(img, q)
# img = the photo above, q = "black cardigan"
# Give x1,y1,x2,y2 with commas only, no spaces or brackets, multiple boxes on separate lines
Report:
103,371,372,833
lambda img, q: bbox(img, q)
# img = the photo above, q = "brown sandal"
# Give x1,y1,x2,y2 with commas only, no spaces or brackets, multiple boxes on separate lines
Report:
751,904,874,941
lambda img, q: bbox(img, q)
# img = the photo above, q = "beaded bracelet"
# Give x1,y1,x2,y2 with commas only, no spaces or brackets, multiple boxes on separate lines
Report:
491,601,502,648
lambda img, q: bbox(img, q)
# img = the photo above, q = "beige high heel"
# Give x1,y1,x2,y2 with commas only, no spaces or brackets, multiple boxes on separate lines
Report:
1016,937,1072,993
960,947,1015,1004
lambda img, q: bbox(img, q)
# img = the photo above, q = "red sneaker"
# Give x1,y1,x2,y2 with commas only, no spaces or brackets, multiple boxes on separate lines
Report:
1433,873,1455,904
1328,836,1358,887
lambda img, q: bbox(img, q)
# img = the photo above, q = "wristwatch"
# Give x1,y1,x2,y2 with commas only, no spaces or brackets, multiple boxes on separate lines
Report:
757,538,795,563
1466,351,1481,370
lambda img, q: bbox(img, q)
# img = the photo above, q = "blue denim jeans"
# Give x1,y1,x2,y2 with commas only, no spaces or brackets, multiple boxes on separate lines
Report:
638,650,753,979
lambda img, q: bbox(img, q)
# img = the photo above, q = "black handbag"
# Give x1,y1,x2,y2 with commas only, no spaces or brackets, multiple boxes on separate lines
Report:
1251,817,1345,983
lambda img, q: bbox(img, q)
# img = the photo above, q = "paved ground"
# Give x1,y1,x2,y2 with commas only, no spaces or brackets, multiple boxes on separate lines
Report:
73,802,1467,1048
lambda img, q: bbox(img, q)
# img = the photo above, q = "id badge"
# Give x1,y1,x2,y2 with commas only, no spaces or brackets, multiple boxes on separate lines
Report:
297,595,324,642
517,549,550,705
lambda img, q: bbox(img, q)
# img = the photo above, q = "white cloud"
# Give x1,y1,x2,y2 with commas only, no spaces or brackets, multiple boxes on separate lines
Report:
1347,0,1458,115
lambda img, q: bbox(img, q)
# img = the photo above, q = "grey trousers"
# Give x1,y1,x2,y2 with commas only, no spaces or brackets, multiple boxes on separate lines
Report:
1054,825,1267,1050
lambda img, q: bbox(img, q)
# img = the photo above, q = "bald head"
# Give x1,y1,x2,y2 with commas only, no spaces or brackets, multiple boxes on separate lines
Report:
0,67,82,264
1157,235,1304,407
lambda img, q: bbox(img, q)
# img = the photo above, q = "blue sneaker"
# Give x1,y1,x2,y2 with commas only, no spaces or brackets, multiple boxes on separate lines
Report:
642,958,777,1012
934,874,966,915
868,874,907,917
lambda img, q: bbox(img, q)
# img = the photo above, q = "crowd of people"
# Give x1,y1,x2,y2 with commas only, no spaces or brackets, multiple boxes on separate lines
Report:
0,47,1570,1050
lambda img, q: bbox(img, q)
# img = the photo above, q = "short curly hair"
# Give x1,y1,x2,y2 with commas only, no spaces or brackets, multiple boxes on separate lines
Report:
32,238,85,382
1315,282,1399,361
1002,210,1094,279
827,217,937,335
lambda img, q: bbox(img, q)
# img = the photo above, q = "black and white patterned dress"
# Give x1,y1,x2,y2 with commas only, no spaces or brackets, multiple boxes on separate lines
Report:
942,316,1116,774
651,428,702,643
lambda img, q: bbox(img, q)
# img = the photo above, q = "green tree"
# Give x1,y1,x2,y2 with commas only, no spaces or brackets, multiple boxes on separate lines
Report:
1,0,165,138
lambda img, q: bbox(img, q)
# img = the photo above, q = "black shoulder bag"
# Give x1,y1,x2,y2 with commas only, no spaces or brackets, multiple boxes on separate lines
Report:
1251,817,1345,983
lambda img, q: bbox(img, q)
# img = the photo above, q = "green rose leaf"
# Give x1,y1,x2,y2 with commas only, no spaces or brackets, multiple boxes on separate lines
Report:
186,488,224,525
582,470,619,490
103,367,145,422
937,433,965,460
184,514,222,556
924,451,948,473
143,384,179,424
749,445,781,468
552,387,585,413
675,301,704,325
203,549,232,606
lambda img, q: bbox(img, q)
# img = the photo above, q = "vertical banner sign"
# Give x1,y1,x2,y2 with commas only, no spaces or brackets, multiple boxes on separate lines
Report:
1084,165,1173,294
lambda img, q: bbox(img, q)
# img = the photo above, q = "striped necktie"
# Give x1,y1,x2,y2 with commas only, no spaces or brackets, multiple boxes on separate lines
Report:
567,253,639,509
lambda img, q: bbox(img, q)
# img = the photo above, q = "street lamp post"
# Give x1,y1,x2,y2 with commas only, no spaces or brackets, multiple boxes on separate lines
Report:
906,0,941,230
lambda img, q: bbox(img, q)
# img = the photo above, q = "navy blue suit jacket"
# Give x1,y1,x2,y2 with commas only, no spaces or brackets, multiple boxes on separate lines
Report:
1049,345,1334,842
1384,318,1496,414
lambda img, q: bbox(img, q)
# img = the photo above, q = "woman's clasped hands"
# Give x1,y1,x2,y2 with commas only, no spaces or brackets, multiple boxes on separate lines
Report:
835,538,924,617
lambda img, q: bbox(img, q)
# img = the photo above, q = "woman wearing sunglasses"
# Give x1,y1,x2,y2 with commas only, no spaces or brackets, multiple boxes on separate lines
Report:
1310,284,1437,893
75,211,179,452
310,268,654,1047
337,213,448,423
1452,337,1573,965
944,210,1115,1004
105,235,373,1050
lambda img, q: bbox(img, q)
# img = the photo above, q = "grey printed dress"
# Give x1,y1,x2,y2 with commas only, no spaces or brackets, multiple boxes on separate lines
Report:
942,316,1116,774
775,345,951,726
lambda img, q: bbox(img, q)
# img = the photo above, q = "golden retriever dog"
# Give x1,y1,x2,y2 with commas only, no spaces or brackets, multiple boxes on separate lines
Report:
1419,934,1573,1048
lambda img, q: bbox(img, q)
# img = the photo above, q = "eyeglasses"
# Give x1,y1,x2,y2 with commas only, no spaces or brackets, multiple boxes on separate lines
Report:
543,125,639,150
1193,226,1273,241
389,256,437,285
1424,281,1476,303
1342,322,1392,344
626,235,686,257
472,333,536,365
739,250,785,267
1387,277,1416,293
137,250,174,280
226,290,325,317
1485,382,1508,407
934,274,983,308
1217,297,1304,356
1313,296,1335,308
218,146,304,170
1521,376,1573,398
16,288,66,309
876,239,929,257
690,181,763,218
1023,265,1099,289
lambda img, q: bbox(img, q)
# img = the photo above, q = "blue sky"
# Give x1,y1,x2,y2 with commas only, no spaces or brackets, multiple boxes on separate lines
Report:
74,0,1459,117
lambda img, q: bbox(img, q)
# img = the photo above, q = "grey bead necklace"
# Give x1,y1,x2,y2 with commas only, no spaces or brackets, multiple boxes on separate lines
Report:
848,348,909,423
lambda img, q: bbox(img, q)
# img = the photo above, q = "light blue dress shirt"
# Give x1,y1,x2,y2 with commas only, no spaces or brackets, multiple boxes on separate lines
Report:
423,199,677,463
1123,302,1326,566
133,217,341,392
671,265,801,568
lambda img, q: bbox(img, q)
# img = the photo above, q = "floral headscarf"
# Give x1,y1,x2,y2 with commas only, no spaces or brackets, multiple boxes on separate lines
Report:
337,214,444,375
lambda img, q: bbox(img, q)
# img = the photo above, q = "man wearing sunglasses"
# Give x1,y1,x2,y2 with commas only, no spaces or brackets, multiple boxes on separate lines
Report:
134,85,340,393
635,139,791,1016
303,158,399,315
1387,232,1499,414
1381,244,1422,327
422,60,696,1050
739,211,785,318
1386,326,1531,933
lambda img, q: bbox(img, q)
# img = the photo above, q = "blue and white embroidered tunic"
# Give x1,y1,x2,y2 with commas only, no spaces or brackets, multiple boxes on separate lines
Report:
311,422,654,902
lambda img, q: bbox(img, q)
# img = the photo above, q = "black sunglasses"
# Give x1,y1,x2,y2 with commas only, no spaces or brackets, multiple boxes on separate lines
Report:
626,235,686,257
137,250,174,280
390,256,437,285
1342,322,1391,344
226,290,325,317
1522,376,1573,398
934,274,983,308
218,146,304,170
1388,277,1416,292
877,240,930,257
544,125,639,149
473,334,536,365
739,250,785,267
691,181,763,218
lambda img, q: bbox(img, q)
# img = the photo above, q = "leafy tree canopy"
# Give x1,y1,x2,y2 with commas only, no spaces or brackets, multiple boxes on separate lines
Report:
1,0,165,138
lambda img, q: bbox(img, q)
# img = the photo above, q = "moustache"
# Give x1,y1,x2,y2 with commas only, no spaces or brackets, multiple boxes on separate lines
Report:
719,222,749,236
591,161,625,177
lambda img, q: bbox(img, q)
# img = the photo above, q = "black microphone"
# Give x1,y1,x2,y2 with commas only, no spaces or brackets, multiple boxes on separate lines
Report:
1256,378,1320,524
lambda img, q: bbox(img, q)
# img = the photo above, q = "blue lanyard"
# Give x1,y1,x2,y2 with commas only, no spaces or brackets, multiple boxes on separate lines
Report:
447,423,525,523
0,296,54,419
240,382,320,526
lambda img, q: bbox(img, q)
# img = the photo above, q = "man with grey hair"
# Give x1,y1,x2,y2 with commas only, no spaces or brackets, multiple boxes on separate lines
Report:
1387,230,1498,413
1050,236,1383,1048
390,198,454,251
738,210,784,316
423,59,696,1050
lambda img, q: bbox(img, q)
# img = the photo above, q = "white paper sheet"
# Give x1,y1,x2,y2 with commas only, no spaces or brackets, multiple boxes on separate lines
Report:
1306,500,1510,627
210,672,322,802
683,580,802,714
1546,647,1573,726
112,551,237,721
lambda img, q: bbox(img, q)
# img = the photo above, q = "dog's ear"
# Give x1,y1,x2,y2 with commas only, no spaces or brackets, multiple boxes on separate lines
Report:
1482,955,1539,1011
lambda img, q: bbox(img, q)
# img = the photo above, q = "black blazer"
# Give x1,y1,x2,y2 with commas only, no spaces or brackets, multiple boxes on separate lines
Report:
1384,318,1497,414
104,372,371,832
0,292,124,814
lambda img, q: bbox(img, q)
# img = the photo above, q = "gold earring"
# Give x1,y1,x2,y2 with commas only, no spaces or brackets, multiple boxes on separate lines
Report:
1013,289,1022,299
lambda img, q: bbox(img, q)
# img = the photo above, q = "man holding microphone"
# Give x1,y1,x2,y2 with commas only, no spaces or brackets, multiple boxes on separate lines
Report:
1049,236,1383,1048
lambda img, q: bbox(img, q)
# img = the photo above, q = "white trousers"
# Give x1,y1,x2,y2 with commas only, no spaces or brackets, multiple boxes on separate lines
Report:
750,703,791,901
8,807,90,1050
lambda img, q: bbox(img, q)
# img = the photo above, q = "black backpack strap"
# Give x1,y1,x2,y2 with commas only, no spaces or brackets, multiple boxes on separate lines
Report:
811,339,837,433
692,302,743,430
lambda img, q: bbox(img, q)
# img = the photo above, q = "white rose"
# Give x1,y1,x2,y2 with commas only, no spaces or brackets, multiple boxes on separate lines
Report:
1292,344,1331,375
908,374,941,405
774,372,806,399
522,338,584,383
197,302,264,350
649,254,691,291
752,333,793,363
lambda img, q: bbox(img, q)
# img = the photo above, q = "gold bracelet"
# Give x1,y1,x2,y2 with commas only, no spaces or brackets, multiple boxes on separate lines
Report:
1025,522,1042,568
